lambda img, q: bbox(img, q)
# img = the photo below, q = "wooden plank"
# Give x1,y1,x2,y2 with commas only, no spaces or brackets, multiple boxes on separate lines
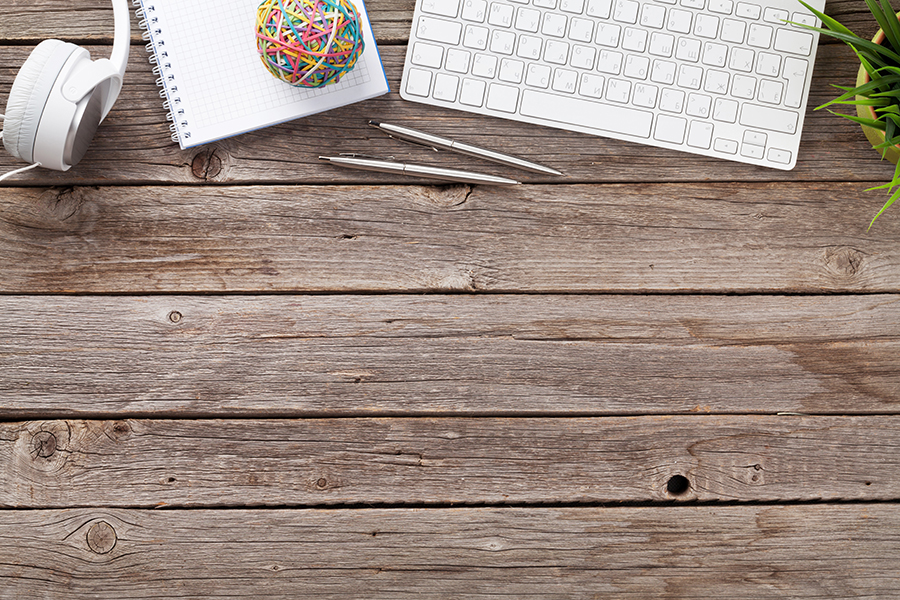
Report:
0,0,881,45
0,45,894,185
0,0,415,44
1,505,898,598
1,183,898,294
2,416,898,507
2,295,898,416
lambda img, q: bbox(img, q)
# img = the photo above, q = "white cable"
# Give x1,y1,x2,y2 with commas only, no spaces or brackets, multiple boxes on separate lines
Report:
0,162,41,182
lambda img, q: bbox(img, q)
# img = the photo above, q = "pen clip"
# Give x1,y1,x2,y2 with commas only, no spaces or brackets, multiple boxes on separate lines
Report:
339,152,396,161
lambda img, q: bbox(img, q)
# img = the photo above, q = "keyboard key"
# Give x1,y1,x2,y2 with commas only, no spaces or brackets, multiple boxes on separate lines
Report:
460,78,487,105
720,18,746,43
677,64,703,89
712,97,738,122
650,59,677,84
488,1,514,26
735,1,761,18
552,68,579,92
527,63,553,87
461,0,488,21
649,32,675,56
520,88,654,137
543,12,568,36
790,11,817,28
641,4,667,28
701,42,727,67
518,35,544,59
490,29,517,53
613,0,640,23
686,92,711,117
714,137,738,154
624,54,650,78
422,0,461,17
445,48,472,72
545,39,571,64
499,58,525,82
569,17,595,42
743,130,766,146
675,38,701,62
747,23,772,47
515,7,541,31
486,83,521,111
633,82,659,107
406,68,433,96
623,27,649,51
757,79,783,104
570,45,597,69
595,23,622,46
655,114,687,143
597,49,623,73
560,0,585,13
755,51,781,77
417,16,463,44
731,74,756,98
411,42,445,68
687,120,714,148
433,73,461,100
729,47,755,72
586,0,612,18
606,77,632,102
739,103,799,133
703,69,729,94
472,53,498,77
741,142,764,159
762,7,788,23
767,148,792,164
667,9,693,33
579,73,606,97
708,0,733,14
774,28,814,55
463,24,489,49
694,14,719,38
782,56,809,108
659,88,685,112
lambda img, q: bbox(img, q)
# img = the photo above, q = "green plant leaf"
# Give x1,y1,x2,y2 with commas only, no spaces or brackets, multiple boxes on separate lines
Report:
867,186,900,229
797,0,856,36
879,0,900,51
832,111,887,129
865,0,900,55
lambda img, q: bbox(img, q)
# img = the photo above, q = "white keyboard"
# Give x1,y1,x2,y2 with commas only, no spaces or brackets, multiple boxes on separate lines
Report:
400,0,824,169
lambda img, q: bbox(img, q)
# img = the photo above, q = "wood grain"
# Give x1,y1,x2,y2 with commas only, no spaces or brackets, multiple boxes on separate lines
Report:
1,505,898,599
1,295,898,417
1,182,897,294
0,44,894,185
2,416,898,507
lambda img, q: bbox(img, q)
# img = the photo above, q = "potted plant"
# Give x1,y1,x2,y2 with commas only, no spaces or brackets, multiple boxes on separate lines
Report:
798,0,900,228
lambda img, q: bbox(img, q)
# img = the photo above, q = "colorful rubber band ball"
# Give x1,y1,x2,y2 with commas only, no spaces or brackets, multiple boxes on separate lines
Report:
256,0,365,88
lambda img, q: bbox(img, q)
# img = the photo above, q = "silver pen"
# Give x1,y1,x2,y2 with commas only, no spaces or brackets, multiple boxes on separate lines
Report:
368,121,563,176
319,155,521,186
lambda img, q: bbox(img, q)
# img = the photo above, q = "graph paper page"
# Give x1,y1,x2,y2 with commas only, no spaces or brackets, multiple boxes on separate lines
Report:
138,0,389,148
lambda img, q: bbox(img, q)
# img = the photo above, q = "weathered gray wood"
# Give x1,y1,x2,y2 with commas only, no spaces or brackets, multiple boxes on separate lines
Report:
1,505,898,599
1,183,897,294
0,45,894,185
2,416,898,507
1,295,898,416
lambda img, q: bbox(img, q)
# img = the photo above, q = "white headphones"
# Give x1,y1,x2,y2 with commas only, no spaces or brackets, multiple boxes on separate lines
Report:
1,0,130,177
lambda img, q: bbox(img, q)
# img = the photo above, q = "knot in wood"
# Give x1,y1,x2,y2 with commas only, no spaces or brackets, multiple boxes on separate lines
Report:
191,149,223,180
32,431,57,458
86,521,117,554
168,310,183,323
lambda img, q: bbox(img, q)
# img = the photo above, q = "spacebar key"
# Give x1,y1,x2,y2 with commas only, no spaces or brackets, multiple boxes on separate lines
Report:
520,90,653,138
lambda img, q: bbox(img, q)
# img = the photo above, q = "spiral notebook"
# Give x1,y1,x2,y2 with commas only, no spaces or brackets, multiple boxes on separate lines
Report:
133,0,389,148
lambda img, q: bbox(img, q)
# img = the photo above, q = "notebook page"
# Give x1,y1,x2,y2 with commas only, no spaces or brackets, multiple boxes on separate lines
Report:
141,0,388,148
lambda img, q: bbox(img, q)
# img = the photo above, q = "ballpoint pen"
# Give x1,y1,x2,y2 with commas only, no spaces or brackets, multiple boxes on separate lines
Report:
319,155,521,186
368,121,563,176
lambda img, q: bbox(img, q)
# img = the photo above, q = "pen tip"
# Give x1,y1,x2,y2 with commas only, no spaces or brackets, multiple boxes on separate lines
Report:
367,120,380,127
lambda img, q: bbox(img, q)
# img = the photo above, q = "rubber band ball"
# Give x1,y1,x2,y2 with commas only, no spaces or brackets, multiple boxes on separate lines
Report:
256,0,365,88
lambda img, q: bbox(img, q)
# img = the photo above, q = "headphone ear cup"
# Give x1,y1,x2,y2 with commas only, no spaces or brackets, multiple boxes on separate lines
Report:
3,39,78,163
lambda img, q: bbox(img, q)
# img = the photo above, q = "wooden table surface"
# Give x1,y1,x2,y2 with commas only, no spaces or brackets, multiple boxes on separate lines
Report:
2,1,899,597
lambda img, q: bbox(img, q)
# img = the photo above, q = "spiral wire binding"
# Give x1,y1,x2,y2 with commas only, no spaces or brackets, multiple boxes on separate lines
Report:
135,0,185,143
